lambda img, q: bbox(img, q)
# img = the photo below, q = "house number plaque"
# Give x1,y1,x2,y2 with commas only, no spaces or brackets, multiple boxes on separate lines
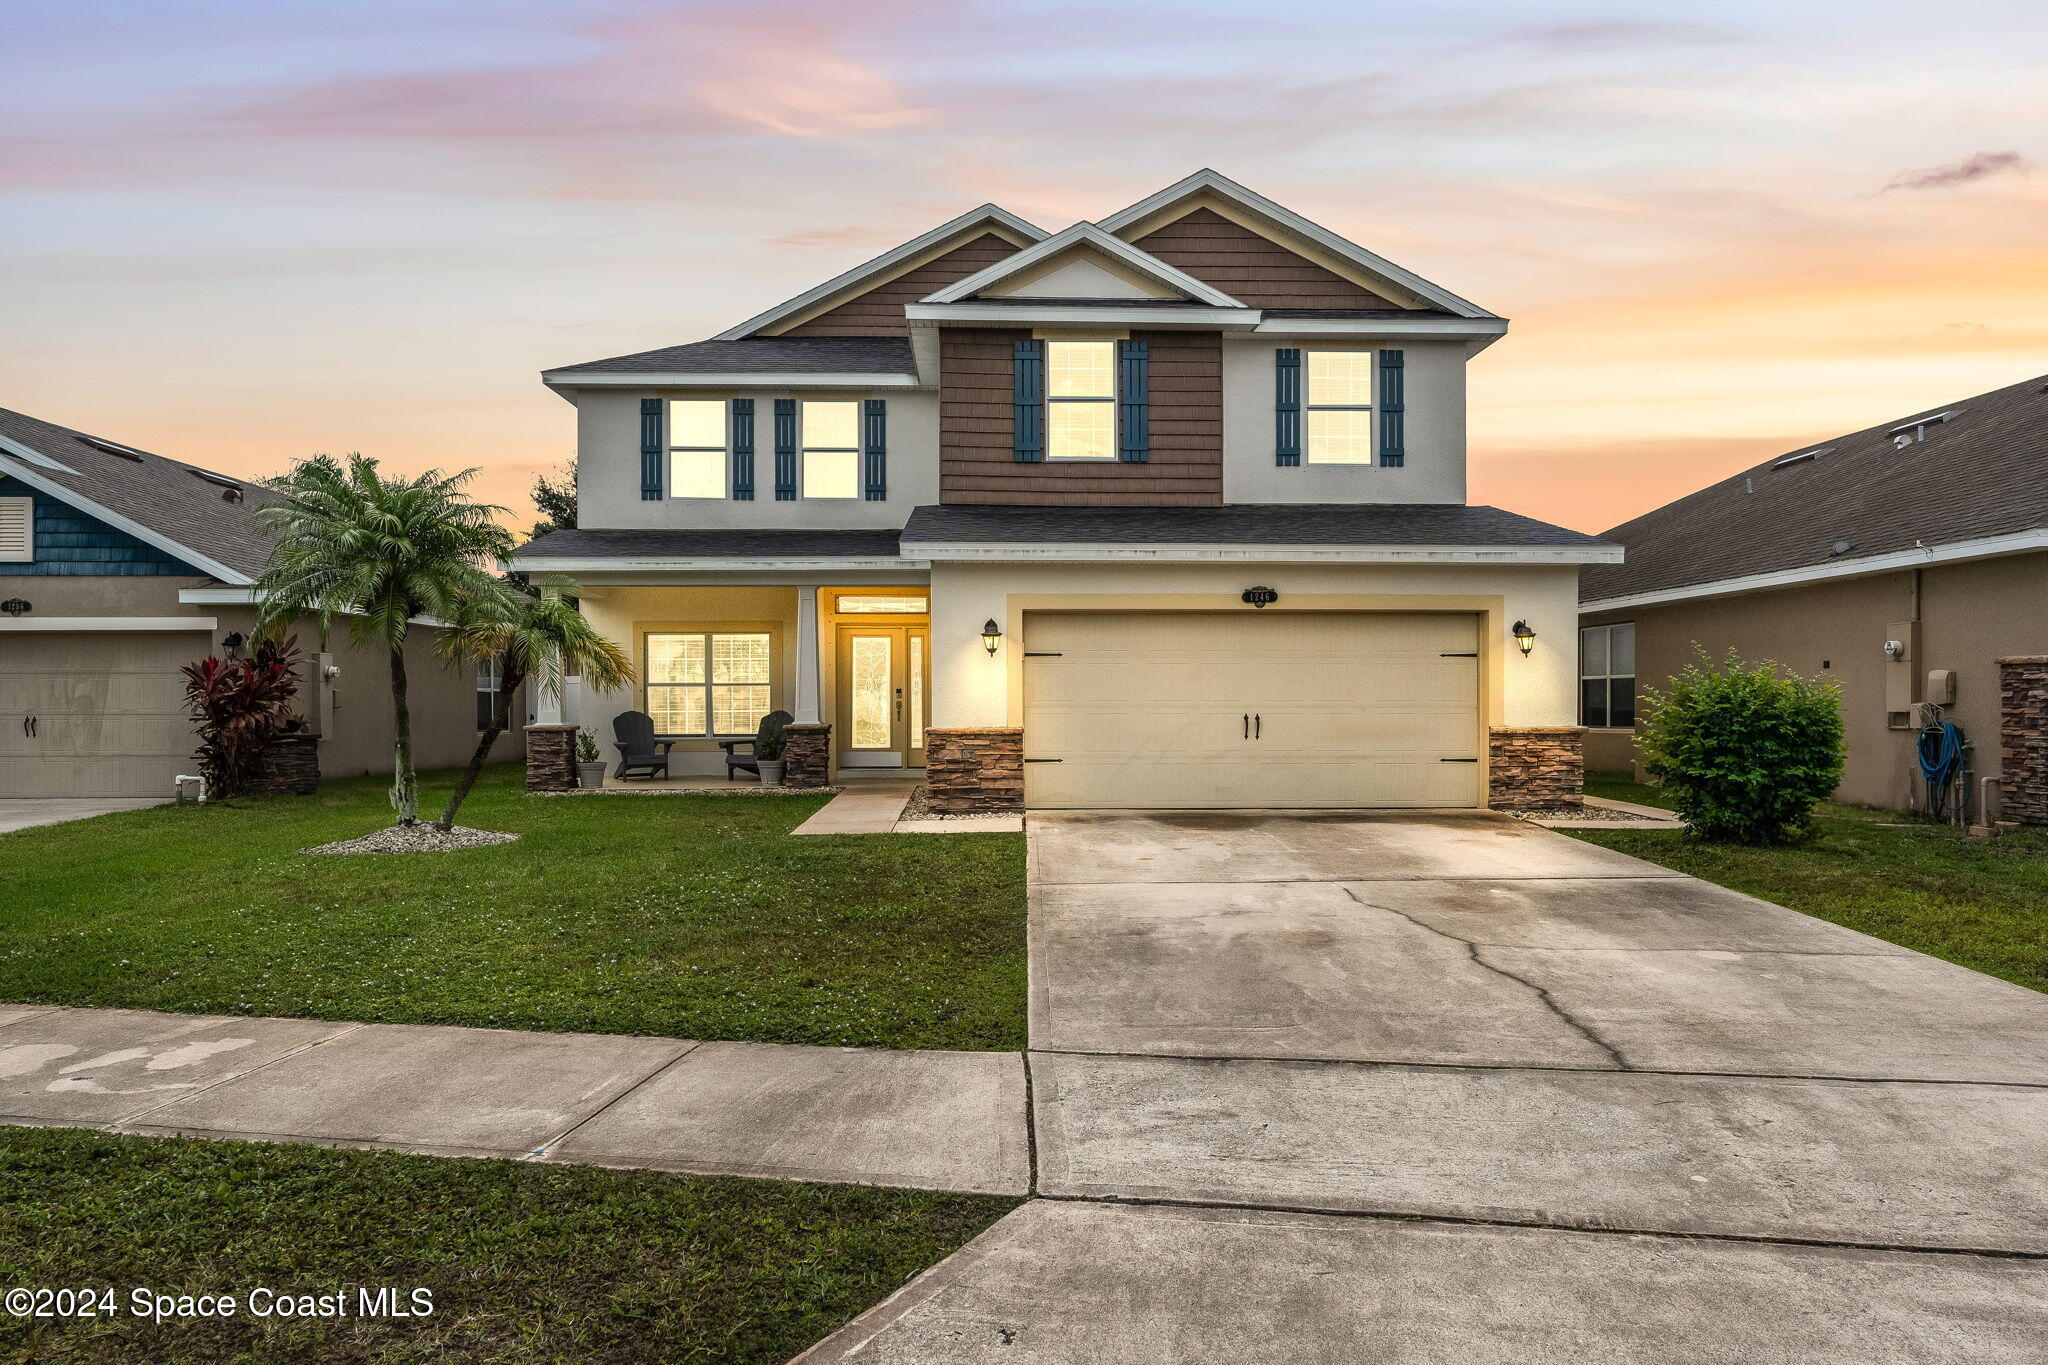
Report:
1241,587,1279,609
0,598,30,617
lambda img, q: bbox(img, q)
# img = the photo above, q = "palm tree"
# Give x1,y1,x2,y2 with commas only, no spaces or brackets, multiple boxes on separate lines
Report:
255,454,512,824
434,587,631,831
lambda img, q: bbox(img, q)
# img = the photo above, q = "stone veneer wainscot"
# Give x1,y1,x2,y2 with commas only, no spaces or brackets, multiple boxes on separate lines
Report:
925,728,1024,813
1488,726,1586,811
1998,657,2048,826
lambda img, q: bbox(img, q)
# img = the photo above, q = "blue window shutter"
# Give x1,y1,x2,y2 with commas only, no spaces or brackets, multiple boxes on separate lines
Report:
1117,339,1150,463
730,398,755,500
773,399,798,500
863,399,888,501
1378,349,1405,467
639,398,664,499
1013,339,1045,462
1274,349,1301,466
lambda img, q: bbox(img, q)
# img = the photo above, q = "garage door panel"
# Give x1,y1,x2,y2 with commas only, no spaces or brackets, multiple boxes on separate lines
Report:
0,632,201,795
1022,611,1482,810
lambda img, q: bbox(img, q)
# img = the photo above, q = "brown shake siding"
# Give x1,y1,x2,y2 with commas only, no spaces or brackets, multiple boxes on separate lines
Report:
777,233,1022,338
1133,207,1399,309
939,328,1223,506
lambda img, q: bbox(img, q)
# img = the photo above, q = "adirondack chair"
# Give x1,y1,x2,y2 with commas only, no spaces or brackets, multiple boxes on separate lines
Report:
611,710,675,780
721,710,794,780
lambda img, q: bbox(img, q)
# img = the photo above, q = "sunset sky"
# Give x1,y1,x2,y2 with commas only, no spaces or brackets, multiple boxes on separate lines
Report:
6,0,2043,534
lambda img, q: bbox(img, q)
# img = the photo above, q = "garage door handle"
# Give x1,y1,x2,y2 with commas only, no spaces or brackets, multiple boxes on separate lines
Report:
1254,714,1261,739
1242,713,1249,739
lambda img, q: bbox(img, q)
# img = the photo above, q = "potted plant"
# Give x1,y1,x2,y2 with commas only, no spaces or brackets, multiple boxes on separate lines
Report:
755,729,787,786
574,728,607,789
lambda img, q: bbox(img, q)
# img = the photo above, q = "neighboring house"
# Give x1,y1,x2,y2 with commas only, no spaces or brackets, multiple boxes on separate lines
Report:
0,408,522,797
1580,372,2048,817
512,170,1619,811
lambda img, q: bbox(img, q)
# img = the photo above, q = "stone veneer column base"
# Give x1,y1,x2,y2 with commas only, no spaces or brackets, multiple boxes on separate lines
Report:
523,724,579,793
1488,727,1586,811
1998,657,2048,826
925,728,1024,814
249,734,320,796
782,724,832,789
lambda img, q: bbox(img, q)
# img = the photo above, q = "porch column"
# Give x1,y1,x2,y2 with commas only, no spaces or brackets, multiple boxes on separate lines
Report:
794,587,822,724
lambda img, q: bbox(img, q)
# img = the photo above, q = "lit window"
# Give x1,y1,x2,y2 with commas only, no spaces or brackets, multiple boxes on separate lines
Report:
1046,340,1116,460
668,400,727,499
475,658,502,731
837,595,928,614
1305,351,1374,464
645,632,772,736
1579,623,1636,728
802,401,860,498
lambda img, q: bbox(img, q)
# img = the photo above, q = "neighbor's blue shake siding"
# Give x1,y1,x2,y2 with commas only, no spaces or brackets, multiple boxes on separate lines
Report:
0,476,202,576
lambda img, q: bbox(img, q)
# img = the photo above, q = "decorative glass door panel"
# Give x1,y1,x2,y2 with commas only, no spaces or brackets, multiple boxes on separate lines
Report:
835,626,929,768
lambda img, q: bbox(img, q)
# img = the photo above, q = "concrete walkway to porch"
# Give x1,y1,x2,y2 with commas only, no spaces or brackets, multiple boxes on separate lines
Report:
799,808,2048,1364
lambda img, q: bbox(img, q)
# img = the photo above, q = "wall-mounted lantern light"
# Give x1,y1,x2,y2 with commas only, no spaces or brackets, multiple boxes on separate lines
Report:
1511,620,1536,657
981,619,1004,656
220,630,245,660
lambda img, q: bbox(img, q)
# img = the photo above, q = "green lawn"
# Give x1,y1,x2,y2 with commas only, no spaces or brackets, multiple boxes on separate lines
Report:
0,766,1026,1049
0,1127,1016,1364
1574,773,2048,994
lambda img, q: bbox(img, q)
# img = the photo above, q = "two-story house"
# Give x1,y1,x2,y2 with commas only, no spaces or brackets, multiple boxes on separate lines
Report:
512,171,1618,812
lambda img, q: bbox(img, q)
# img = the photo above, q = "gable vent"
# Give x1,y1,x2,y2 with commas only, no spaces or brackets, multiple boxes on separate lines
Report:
0,497,32,562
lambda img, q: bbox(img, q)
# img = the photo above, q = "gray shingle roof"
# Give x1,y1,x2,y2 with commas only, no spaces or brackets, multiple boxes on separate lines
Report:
902,503,1612,548
514,527,903,560
545,337,915,377
0,407,277,581
1581,371,2048,603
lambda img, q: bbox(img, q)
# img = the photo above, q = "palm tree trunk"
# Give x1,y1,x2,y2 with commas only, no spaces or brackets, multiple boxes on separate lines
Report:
389,640,418,825
435,655,526,832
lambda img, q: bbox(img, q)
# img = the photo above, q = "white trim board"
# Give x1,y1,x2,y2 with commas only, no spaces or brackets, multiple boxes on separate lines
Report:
904,303,1260,329
541,371,922,390
1253,317,1509,339
906,542,1622,566
0,616,217,631
507,556,929,576
711,204,1048,342
1096,169,1498,320
0,453,254,585
920,222,1245,308
1580,528,2048,613
0,432,81,475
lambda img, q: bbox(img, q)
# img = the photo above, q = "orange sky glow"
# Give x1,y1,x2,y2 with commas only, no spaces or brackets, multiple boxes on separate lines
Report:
7,1,2043,535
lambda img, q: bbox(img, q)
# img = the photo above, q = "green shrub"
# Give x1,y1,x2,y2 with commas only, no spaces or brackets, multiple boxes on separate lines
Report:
1636,650,1844,844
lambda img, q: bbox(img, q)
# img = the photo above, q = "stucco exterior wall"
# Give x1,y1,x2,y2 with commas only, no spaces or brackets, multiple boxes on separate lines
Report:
574,388,939,532
1583,552,2048,811
928,560,1581,734
1221,339,1466,506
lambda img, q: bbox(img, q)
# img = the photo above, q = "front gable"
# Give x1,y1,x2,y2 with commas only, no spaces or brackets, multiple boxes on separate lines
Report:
1129,204,1405,310
775,230,1030,337
0,475,205,577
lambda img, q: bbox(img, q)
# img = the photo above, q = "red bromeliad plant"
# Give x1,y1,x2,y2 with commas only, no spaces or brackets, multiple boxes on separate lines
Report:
180,636,304,798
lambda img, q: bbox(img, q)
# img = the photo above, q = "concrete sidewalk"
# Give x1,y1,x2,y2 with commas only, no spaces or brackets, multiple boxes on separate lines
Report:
0,1006,1028,1195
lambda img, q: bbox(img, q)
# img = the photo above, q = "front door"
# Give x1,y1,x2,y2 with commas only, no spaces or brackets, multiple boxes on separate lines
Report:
835,625,929,768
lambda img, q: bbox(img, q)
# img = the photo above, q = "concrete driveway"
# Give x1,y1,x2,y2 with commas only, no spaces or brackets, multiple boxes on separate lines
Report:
802,809,2048,1364
0,798,167,834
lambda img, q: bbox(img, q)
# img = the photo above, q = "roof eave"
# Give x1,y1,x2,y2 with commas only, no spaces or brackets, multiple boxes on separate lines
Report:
904,302,1260,329
542,371,922,390
908,542,1622,565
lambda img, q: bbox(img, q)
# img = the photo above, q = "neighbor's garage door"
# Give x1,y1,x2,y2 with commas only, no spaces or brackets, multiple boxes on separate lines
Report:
0,631,200,797
1021,611,1481,809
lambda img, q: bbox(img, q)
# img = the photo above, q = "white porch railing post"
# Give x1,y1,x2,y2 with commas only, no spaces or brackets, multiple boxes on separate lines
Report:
795,587,822,723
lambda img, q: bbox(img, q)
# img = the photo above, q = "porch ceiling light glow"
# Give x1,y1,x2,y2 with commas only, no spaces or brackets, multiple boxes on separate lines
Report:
1511,620,1536,656
981,619,1003,655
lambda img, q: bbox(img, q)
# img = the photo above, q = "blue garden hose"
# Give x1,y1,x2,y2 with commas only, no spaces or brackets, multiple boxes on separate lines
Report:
1917,720,1966,822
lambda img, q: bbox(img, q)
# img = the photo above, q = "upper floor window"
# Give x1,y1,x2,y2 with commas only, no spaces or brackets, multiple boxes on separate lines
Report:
1046,340,1116,461
1580,623,1636,728
669,400,726,500
1305,351,1374,464
802,401,860,498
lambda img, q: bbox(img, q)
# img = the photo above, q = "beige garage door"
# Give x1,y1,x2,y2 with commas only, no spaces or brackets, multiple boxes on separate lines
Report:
0,631,201,797
1022,611,1482,809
